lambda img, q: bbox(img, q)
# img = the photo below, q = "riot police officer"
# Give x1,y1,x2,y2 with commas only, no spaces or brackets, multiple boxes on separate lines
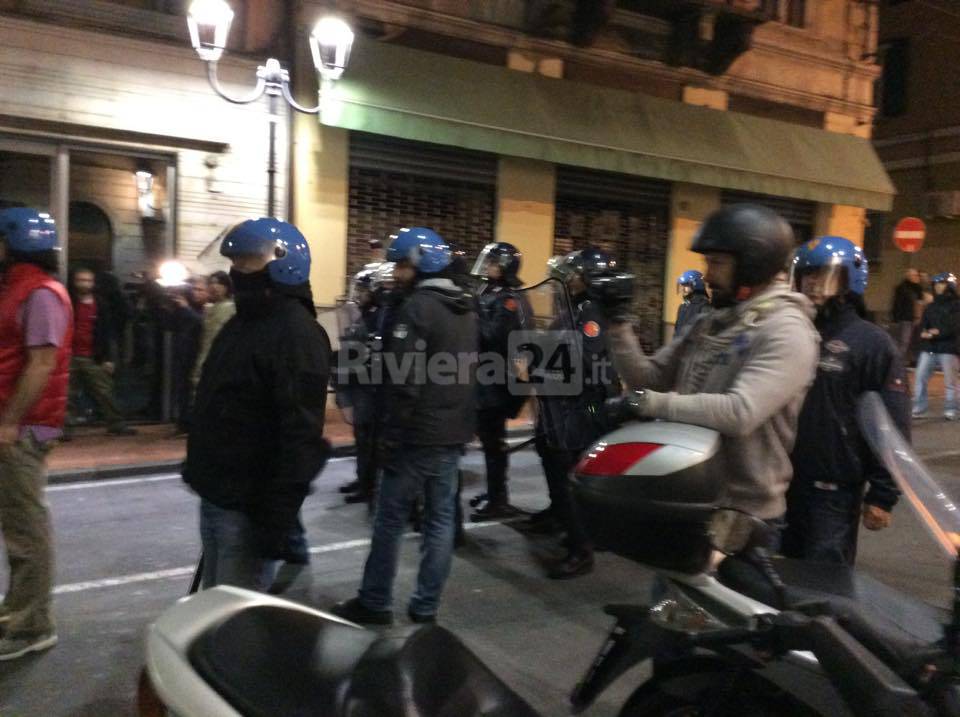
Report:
784,236,908,565
470,242,530,521
674,269,710,336
337,266,385,505
534,247,620,579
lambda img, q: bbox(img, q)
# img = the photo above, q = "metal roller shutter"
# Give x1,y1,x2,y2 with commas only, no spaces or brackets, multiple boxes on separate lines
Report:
554,166,671,352
721,189,816,243
347,132,497,280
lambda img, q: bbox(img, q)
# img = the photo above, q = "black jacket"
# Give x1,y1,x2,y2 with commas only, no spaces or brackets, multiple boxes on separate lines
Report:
891,280,923,323
919,293,960,355
675,292,710,336
791,303,909,511
536,295,620,452
476,282,530,413
383,278,477,445
183,289,331,557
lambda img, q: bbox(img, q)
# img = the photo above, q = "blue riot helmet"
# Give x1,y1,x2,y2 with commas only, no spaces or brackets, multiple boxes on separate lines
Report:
218,217,311,286
932,272,958,295
791,236,868,300
385,226,451,274
677,270,705,294
0,208,59,253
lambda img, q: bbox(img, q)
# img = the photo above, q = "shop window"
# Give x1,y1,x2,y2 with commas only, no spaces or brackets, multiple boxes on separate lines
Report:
69,201,114,272
878,39,910,118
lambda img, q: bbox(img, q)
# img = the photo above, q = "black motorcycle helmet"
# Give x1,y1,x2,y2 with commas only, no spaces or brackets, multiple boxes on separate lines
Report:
691,204,794,302
472,242,522,284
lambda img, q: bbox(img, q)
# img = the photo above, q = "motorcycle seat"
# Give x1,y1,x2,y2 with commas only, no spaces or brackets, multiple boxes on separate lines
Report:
717,556,947,679
343,624,541,717
188,604,379,717
188,605,540,717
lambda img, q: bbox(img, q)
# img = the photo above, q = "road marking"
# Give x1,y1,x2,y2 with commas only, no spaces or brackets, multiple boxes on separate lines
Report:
48,519,513,597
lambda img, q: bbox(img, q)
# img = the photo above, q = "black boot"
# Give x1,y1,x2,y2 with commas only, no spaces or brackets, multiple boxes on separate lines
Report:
548,548,594,580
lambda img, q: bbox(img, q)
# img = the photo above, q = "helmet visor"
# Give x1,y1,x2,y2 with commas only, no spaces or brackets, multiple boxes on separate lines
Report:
470,243,500,278
791,262,845,304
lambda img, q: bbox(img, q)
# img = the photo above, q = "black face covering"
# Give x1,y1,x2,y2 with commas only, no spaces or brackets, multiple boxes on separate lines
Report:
230,267,274,315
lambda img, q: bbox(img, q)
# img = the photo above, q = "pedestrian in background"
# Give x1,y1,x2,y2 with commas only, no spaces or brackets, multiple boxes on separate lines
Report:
0,208,72,660
674,269,710,337
891,268,923,361
183,218,330,591
333,226,477,625
912,272,959,421
190,270,235,395
167,276,205,435
66,267,136,437
784,236,908,565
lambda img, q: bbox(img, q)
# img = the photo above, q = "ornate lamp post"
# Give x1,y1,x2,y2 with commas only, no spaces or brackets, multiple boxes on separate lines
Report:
186,0,354,217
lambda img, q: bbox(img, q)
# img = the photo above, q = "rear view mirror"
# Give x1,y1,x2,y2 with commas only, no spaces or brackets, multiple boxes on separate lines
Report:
708,508,761,556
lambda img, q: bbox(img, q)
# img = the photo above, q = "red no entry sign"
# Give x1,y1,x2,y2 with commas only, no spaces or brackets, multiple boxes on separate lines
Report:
893,217,926,253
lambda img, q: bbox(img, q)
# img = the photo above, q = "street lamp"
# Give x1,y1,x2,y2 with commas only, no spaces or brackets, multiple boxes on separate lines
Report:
186,0,354,217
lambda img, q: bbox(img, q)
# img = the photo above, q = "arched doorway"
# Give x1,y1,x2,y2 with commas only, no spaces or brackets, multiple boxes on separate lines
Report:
69,201,113,272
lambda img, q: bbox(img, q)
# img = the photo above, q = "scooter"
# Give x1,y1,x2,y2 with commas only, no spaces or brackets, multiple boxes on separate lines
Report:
139,393,959,717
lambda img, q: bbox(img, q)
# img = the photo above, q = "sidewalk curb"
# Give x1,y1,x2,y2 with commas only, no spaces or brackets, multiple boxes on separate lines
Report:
46,428,536,485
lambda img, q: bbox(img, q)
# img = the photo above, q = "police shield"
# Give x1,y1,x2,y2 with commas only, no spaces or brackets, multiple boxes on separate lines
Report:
505,277,582,399
857,391,960,558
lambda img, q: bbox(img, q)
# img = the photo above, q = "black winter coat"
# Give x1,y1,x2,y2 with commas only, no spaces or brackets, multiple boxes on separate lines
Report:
675,292,710,337
476,282,531,413
919,293,960,355
183,290,331,557
891,280,923,323
791,304,909,511
382,278,477,445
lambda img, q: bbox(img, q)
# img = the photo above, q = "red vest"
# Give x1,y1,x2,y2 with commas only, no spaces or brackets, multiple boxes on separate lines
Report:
0,263,73,428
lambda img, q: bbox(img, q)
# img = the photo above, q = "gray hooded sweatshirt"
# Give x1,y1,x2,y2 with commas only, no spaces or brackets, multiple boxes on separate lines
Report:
606,282,819,519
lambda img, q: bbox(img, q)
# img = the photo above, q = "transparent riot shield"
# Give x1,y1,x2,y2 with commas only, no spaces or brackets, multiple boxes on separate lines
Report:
331,298,368,426
858,391,960,558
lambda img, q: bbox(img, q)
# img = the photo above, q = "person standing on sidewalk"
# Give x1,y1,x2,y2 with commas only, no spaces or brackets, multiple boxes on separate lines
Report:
332,226,477,625
0,208,72,660
190,270,235,395
66,267,136,437
183,218,330,591
890,268,923,361
912,272,960,421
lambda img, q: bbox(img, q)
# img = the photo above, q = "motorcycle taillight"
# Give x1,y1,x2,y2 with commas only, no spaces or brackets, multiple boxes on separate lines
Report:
576,442,662,476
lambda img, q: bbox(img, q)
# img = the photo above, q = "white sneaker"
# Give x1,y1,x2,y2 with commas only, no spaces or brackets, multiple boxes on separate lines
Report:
946,411,958,421
0,632,58,661
912,409,929,418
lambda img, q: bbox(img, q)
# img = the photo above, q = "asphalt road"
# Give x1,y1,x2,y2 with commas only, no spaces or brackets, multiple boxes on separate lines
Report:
1,413,959,717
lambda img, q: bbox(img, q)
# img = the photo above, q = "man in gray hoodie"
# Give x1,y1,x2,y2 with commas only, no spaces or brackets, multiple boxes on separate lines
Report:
601,204,819,527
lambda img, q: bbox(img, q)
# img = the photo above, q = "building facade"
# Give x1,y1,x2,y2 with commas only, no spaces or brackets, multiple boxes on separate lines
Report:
868,0,960,316
0,0,892,348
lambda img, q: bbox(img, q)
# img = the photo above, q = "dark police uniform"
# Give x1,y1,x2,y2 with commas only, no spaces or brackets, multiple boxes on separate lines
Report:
783,303,909,565
675,291,710,337
476,283,529,507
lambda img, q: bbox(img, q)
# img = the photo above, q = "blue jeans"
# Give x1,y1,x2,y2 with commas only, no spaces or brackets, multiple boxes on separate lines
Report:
913,351,959,414
783,483,862,565
199,500,278,591
359,444,461,616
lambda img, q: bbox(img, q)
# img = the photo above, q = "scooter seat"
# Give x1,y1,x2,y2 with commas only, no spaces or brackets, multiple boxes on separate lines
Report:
189,604,378,717
343,625,541,717
188,605,540,717
717,556,947,679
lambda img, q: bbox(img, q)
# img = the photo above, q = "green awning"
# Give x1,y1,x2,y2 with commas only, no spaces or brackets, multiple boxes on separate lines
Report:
325,38,894,210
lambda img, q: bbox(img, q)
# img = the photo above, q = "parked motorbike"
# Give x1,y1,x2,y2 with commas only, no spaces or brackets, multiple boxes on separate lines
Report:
139,393,960,716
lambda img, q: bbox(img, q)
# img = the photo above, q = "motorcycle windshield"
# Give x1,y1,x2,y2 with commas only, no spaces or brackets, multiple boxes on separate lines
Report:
857,391,960,557
196,225,238,274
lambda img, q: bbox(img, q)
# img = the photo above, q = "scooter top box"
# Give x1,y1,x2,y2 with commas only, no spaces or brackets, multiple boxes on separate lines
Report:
573,422,723,575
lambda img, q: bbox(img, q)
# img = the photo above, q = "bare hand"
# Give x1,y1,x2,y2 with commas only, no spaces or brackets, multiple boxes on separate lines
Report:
862,504,892,531
173,295,188,308
102,361,115,375
930,328,940,336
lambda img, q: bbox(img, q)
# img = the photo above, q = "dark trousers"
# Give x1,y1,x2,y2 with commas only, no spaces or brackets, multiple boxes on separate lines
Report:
355,417,380,497
782,481,862,566
477,407,510,503
536,436,591,552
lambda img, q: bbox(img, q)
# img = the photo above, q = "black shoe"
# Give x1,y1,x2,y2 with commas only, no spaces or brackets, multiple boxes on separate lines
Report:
344,492,372,505
330,597,393,626
268,563,307,595
518,511,561,535
470,501,521,522
548,549,594,580
339,480,361,494
107,425,138,436
407,609,436,624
